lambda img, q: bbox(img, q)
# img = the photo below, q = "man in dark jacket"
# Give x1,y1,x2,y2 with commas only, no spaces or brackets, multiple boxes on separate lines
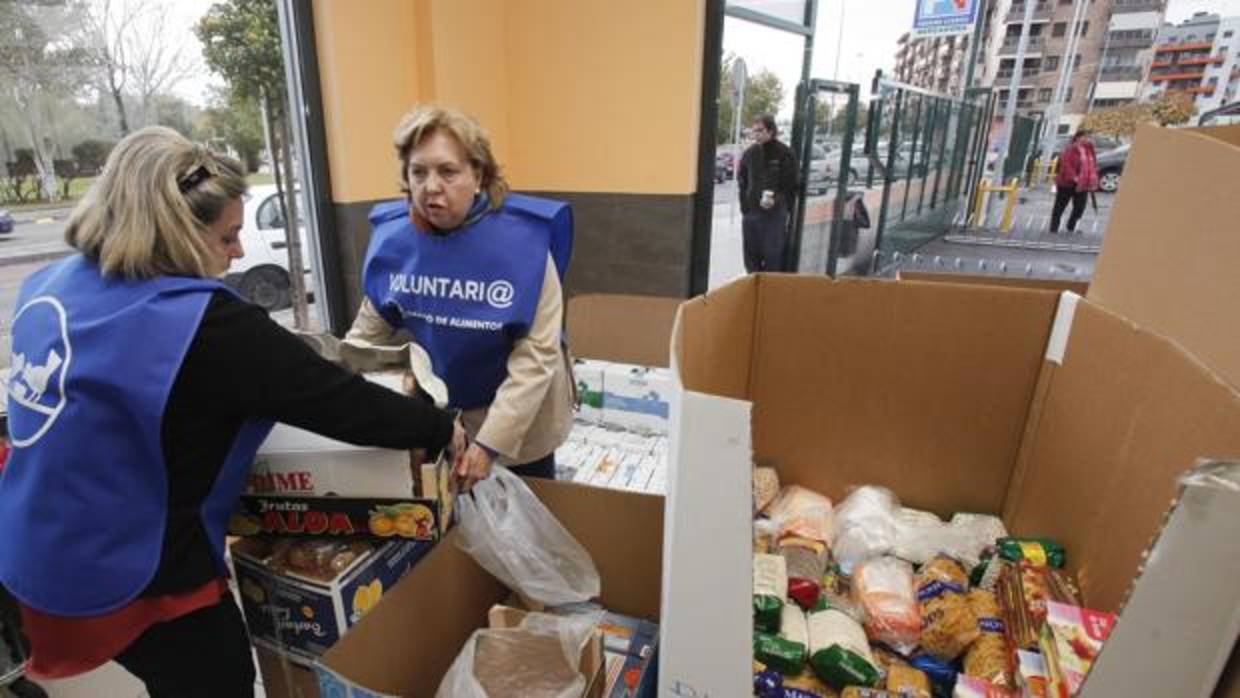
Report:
737,114,798,272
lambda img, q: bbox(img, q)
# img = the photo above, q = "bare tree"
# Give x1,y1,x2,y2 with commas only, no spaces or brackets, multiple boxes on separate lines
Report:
84,0,197,132
0,1,94,199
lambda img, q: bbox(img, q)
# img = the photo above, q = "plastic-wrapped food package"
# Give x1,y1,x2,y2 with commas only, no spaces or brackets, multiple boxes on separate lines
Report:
807,606,881,689
915,557,979,661
780,537,830,610
767,485,835,543
754,467,781,514
962,589,1010,686
852,556,921,654
908,654,959,698
893,511,1007,570
755,518,779,555
755,632,806,676
995,538,1065,568
754,553,788,633
830,486,900,573
434,610,601,698
886,663,932,698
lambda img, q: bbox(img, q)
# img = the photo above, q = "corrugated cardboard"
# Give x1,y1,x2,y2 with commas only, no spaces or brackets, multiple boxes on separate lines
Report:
1088,124,1240,390
312,480,663,697
897,270,1090,296
659,273,1240,697
566,293,681,367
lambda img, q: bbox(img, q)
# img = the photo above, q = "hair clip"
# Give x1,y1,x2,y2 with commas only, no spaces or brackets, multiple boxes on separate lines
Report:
177,165,212,193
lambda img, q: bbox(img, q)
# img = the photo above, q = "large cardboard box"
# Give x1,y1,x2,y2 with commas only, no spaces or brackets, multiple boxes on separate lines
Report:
312,480,663,697
233,538,435,666
566,293,682,368
658,273,1240,697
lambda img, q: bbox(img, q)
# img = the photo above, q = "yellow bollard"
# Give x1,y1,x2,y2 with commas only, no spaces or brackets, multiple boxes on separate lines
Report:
970,177,990,227
1000,177,1020,233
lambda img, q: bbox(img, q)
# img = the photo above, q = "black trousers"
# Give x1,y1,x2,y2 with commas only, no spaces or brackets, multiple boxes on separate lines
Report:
511,452,556,480
114,595,255,698
1050,185,1088,233
742,207,790,273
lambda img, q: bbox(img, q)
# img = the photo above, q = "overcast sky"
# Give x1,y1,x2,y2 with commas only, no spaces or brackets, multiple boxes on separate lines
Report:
726,0,1240,119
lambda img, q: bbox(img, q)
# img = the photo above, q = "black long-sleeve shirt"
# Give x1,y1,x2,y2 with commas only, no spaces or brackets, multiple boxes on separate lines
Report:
145,292,454,596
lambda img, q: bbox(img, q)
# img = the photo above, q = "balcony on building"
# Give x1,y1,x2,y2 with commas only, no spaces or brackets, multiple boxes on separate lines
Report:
995,68,1042,87
1111,0,1165,14
1106,30,1156,50
999,34,1046,55
1006,2,1053,23
1099,64,1144,81
1155,41,1214,54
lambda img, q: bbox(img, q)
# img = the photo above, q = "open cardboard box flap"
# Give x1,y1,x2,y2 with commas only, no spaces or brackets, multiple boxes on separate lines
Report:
315,479,663,697
567,293,682,367
1089,124,1240,391
661,273,1240,696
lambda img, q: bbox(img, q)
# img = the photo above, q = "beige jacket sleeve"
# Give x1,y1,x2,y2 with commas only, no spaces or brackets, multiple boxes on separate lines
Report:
474,254,564,458
345,298,411,347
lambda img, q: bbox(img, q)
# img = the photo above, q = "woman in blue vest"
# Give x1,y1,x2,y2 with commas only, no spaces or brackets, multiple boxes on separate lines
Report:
0,127,465,697
348,105,575,490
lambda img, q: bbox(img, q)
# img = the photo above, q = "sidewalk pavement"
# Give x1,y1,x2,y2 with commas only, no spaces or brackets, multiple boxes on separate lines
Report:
0,206,73,266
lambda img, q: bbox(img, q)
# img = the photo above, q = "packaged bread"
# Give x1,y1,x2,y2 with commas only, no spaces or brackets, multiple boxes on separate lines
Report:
915,556,979,661
963,589,1010,686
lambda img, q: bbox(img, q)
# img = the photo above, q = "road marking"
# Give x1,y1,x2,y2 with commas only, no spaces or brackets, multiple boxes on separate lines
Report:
34,218,55,225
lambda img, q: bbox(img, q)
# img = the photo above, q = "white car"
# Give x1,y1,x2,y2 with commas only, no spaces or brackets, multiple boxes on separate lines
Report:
227,184,313,311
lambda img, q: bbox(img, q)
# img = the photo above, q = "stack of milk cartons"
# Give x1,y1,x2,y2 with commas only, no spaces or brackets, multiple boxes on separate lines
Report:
558,359,672,494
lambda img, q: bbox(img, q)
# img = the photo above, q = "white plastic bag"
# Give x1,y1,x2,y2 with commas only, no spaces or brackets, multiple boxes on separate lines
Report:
829,485,899,573
457,466,601,606
435,610,602,698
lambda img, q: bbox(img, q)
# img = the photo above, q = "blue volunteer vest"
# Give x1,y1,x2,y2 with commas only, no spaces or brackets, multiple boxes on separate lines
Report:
362,194,572,410
0,255,274,616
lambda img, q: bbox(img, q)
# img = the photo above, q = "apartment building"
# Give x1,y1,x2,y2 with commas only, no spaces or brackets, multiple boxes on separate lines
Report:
894,31,973,94
1145,12,1240,116
972,0,1165,134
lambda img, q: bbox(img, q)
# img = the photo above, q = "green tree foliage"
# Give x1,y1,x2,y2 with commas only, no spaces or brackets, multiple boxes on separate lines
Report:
71,139,115,174
196,0,285,113
716,53,785,144
198,91,264,172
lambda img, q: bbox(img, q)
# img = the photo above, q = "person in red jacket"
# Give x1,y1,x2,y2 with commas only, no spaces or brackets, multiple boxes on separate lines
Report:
1050,128,1099,234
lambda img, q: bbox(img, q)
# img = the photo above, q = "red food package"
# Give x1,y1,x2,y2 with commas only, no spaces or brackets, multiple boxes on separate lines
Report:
853,556,921,654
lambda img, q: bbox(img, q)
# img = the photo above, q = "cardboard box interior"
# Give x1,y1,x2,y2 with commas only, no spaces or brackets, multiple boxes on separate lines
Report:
315,479,663,697
664,273,1240,694
1088,124,1240,391
566,293,681,367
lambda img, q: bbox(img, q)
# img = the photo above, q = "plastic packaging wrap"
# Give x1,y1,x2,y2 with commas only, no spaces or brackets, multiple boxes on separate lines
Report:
754,467,781,514
830,486,900,573
915,556,979,661
754,553,788,633
755,518,779,555
807,606,881,689
434,610,601,698
780,537,830,610
457,467,600,606
767,485,835,542
852,556,921,654
886,663,932,698
893,511,1007,570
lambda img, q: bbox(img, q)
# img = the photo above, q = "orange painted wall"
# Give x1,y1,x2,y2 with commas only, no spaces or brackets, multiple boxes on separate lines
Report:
312,0,704,202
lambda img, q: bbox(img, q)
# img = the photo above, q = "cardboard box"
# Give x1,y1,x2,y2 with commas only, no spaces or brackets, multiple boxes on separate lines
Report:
566,293,682,368
658,274,1240,697
601,364,672,435
229,494,449,542
311,480,663,697
232,537,434,666
252,428,416,499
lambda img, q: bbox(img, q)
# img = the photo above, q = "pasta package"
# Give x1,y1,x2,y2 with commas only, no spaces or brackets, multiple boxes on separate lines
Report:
915,556,979,661
963,589,1010,686
886,663,932,698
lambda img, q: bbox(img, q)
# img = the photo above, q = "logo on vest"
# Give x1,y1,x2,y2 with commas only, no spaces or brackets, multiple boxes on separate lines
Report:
486,280,514,309
7,296,72,447
388,273,516,310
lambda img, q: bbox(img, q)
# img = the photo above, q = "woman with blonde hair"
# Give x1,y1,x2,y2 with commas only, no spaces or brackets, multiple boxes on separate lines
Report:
348,105,575,490
0,126,464,696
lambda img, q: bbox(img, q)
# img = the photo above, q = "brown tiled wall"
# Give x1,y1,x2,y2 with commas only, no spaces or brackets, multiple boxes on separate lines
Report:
330,192,694,315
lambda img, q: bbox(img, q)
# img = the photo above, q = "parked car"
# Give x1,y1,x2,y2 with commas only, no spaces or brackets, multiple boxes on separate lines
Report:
1094,144,1129,193
0,209,13,234
227,184,312,311
714,152,735,183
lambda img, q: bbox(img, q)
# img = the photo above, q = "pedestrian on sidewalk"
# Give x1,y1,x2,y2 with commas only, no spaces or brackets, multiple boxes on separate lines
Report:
1049,128,1099,234
737,114,798,272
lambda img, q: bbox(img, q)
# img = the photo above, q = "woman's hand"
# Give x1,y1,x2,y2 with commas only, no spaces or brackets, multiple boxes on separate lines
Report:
451,418,468,458
454,442,494,492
